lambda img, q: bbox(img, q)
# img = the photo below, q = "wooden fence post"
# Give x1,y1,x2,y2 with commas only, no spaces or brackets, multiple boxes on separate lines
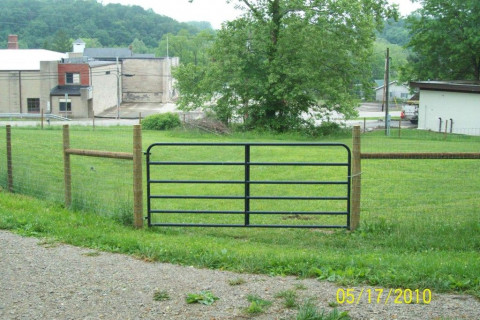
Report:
63,125,72,208
444,119,448,140
133,124,143,228
398,117,402,138
6,125,13,192
351,125,361,231
41,108,44,129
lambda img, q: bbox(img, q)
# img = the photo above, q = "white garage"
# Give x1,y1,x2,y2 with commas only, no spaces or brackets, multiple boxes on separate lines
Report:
410,81,480,136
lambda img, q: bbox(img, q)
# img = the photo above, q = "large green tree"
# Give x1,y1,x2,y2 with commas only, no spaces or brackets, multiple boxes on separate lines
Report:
156,29,215,65
51,30,72,53
406,0,480,81
180,0,395,130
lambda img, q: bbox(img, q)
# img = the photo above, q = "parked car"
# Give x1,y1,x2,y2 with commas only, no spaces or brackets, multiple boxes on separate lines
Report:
401,93,419,124
401,104,418,124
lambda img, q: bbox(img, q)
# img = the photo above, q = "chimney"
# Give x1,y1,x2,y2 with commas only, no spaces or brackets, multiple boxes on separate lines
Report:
8,35,18,49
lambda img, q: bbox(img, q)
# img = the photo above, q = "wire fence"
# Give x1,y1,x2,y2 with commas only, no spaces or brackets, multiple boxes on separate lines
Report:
358,129,479,238
1,125,479,232
0,125,136,225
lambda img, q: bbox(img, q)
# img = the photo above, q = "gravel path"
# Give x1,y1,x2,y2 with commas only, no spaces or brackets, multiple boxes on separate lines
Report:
1,230,479,319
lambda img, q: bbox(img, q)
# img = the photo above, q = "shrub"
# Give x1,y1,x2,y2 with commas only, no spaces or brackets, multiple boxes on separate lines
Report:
304,121,350,137
141,113,181,130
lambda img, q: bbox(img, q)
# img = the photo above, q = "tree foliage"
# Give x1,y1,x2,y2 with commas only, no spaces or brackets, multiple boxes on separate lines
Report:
406,0,480,81
0,0,206,50
156,30,215,66
377,18,410,46
372,39,409,80
179,0,396,131
51,30,72,53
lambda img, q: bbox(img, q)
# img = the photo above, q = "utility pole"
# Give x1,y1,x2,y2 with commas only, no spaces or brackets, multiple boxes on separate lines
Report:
116,56,120,119
384,48,390,136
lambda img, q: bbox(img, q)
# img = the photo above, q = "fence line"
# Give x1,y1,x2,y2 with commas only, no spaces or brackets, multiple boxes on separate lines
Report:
62,124,143,228
352,125,480,231
6,125,13,192
361,152,480,159
2,125,479,232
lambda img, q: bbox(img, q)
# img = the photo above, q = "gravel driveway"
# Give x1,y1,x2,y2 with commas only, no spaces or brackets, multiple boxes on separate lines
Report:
1,230,479,319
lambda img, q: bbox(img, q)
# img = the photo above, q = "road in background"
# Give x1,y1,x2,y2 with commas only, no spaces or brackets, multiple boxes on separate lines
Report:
0,102,417,130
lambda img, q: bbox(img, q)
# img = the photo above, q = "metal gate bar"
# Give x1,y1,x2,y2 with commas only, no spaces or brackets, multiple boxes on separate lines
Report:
146,142,351,228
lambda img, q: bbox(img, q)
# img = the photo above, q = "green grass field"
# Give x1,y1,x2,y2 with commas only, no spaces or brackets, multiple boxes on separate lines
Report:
0,125,479,298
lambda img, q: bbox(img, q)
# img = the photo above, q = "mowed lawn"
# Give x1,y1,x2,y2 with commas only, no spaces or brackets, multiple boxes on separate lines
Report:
0,125,479,298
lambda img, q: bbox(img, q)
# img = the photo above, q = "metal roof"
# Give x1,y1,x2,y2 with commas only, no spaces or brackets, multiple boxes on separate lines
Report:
50,85,89,96
410,81,480,93
88,61,116,68
83,48,156,60
0,49,66,71
84,48,133,59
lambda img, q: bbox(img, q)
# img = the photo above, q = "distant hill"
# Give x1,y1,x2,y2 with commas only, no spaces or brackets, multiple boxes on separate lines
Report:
377,18,410,46
0,0,211,50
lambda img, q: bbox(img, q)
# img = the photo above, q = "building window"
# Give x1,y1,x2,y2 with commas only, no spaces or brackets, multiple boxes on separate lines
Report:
27,98,40,113
65,73,80,84
401,93,409,98
59,99,72,112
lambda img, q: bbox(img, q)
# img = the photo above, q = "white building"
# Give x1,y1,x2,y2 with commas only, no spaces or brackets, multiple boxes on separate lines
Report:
0,41,66,114
410,81,480,136
374,80,410,102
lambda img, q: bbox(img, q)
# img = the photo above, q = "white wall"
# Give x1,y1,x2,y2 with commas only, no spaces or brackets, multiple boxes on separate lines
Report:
418,90,480,135
90,64,117,115
0,70,45,113
375,83,410,102
122,59,165,103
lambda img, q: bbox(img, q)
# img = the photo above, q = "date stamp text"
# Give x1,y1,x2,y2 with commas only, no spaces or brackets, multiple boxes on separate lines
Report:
336,288,432,305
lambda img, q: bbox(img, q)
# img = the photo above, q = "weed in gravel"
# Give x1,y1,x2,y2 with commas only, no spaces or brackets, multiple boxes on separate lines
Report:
275,289,298,308
153,290,170,301
37,238,59,248
81,251,101,257
296,300,350,320
295,283,307,290
245,294,272,314
229,278,246,286
328,301,340,308
186,291,219,305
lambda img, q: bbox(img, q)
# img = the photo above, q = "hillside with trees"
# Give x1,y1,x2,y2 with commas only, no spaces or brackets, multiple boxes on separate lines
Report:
0,0,210,50
372,18,410,81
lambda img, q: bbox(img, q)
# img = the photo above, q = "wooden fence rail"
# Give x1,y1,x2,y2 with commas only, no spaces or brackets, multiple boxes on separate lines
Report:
4,124,479,232
351,125,480,231
361,152,480,159
62,124,143,228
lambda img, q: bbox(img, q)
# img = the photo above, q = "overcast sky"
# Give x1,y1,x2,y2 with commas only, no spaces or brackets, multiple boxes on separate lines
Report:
100,0,421,30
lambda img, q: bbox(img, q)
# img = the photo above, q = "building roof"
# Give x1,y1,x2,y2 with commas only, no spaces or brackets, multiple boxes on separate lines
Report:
374,80,402,91
88,61,116,68
406,92,419,105
0,49,66,71
50,85,89,96
73,39,85,44
131,53,156,58
84,48,133,59
410,81,480,94
83,48,156,60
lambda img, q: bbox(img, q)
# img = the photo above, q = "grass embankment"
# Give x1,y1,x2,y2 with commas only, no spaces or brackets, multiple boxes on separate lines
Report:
0,126,478,298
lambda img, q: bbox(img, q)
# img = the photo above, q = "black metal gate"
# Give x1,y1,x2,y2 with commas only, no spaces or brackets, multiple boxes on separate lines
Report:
146,143,351,228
